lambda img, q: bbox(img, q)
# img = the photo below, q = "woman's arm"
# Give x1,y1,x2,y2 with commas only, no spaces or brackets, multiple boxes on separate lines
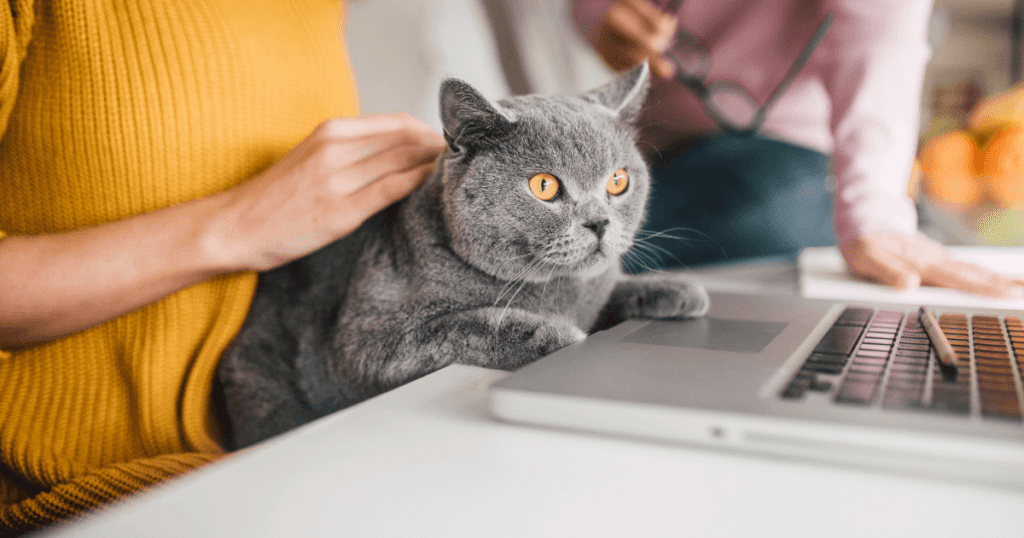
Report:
0,113,445,348
821,0,1024,299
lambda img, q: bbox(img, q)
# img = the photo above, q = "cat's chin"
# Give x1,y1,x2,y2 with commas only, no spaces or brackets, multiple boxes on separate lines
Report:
485,252,614,283
549,249,618,279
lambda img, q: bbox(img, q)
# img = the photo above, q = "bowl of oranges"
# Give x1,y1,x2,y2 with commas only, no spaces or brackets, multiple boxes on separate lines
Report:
917,84,1024,246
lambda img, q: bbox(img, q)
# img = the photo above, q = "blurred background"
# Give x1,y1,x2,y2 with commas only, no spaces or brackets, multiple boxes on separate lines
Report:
345,0,1024,247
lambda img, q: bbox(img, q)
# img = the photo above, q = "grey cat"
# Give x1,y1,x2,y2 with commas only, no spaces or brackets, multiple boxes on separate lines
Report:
215,63,709,450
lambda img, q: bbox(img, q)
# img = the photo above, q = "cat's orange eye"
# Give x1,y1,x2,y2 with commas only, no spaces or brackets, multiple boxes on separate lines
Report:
607,168,628,195
529,173,560,201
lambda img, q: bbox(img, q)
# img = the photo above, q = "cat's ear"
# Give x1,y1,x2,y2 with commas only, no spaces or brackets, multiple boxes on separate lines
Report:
580,61,650,124
439,78,513,155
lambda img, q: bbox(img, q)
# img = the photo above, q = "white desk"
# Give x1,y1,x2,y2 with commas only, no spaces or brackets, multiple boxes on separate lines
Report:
38,259,1024,538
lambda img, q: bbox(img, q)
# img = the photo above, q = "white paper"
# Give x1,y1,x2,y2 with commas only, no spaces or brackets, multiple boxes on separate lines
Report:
798,246,1024,309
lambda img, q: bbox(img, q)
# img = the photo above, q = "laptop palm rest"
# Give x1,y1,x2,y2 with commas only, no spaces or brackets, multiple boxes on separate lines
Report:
488,292,1024,487
620,317,789,354
490,292,836,411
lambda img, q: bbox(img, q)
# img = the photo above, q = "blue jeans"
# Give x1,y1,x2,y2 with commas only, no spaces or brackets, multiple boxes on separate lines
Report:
629,133,834,270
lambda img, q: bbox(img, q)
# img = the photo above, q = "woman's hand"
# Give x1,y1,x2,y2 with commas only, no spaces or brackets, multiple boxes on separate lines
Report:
207,113,445,272
841,231,1024,299
590,0,677,78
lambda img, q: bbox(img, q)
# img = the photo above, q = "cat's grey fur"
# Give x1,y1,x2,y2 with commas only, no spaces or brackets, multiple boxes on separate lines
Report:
216,63,709,449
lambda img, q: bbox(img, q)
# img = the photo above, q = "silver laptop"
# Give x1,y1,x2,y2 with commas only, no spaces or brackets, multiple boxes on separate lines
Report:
488,291,1024,488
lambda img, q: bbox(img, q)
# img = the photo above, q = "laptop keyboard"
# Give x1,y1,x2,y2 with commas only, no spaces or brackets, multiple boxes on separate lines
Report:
780,307,1024,421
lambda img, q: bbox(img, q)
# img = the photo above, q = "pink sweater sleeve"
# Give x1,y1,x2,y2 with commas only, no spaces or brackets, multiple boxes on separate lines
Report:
822,0,933,246
571,0,931,247
569,0,618,43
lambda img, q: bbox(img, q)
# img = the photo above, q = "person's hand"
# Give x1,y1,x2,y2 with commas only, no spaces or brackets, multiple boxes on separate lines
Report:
591,0,677,79
208,112,446,272
841,231,1024,299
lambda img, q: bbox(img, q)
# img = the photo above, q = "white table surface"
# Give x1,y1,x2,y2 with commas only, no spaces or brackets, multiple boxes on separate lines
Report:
36,258,1024,538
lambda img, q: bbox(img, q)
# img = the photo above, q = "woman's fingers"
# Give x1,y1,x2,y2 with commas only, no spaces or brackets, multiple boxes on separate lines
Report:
606,0,675,55
336,161,439,234
218,114,446,271
594,0,677,77
328,140,443,202
312,112,438,143
297,115,444,174
841,232,1024,299
920,259,1024,300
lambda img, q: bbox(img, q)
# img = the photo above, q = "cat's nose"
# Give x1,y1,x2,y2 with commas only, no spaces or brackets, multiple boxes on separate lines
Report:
583,218,610,240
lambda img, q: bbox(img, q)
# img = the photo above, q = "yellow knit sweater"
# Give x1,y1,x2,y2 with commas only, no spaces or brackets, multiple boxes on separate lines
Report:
0,1,358,532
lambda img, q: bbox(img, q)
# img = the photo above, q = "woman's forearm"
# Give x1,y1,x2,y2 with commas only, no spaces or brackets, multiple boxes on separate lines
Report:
0,192,237,348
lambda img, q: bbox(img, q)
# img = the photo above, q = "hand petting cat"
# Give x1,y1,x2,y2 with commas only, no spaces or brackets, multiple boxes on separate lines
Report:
206,113,446,272
0,113,444,348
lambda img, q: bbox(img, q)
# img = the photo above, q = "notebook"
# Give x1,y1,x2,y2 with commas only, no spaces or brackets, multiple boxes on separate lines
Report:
488,259,1024,488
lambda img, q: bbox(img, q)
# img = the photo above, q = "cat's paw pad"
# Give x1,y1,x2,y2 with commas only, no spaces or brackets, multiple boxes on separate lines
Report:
526,321,587,357
635,279,710,319
493,314,586,367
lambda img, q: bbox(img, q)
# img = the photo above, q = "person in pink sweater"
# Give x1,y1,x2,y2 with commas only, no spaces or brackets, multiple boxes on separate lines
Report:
571,0,1024,298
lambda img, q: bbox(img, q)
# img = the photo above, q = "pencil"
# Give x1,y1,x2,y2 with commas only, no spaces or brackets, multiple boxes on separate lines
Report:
919,306,958,376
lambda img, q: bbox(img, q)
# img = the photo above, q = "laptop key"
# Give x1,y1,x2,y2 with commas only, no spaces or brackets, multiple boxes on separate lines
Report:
835,307,873,326
813,325,864,355
801,362,844,374
972,317,1023,421
835,382,878,405
805,352,848,365
781,383,806,399
883,390,924,409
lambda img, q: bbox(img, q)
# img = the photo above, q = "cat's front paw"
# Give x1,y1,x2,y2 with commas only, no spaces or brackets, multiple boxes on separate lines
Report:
495,312,586,368
525,318,587,358
616,274,710,319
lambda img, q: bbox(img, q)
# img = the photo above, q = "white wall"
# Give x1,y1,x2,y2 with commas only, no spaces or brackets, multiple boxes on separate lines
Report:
344,0,615,133
345,0,512,132
498,0,613,96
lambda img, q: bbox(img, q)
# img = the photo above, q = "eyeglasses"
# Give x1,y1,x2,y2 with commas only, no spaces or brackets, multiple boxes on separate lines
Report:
664,12,835,135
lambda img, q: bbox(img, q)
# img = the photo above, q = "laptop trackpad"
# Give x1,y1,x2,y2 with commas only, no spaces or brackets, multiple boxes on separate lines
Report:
619,317,788,354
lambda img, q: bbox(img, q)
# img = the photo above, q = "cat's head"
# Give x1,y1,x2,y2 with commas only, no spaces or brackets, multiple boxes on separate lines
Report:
437,63,651,281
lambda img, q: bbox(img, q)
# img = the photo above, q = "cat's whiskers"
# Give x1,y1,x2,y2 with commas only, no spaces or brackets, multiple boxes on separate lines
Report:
625,244,667,273
621,247,661,274
635,227,726,256
630,238,682,267
626,227,727,269
491,245,553,311
489,251,542,304
496,255,550,327
490,250,536,263
491,244,554,306
539,264,558,304
489,250,537,284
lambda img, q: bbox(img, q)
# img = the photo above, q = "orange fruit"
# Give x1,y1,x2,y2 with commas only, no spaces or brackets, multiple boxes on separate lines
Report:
918,130,983,208
986,177,1024,208
977,124,1024,207
968,81,1024,131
